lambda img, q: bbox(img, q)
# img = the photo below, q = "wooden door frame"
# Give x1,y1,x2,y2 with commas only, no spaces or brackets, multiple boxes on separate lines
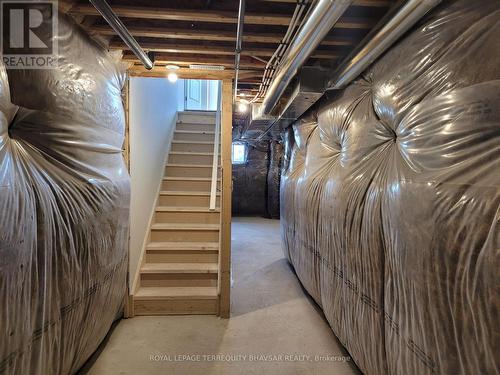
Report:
125,66,234,318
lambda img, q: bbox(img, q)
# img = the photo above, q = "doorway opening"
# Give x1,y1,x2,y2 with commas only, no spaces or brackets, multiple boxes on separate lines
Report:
184,79,220,111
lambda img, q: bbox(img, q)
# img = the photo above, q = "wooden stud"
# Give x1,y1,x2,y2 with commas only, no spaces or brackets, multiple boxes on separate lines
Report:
218,79,233,318
122,77,130,172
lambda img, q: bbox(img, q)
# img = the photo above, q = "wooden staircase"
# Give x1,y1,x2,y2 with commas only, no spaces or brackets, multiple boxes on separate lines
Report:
134,111,223,315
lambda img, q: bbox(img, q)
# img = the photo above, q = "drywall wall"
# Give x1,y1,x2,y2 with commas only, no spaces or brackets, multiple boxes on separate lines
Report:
129,77,182,284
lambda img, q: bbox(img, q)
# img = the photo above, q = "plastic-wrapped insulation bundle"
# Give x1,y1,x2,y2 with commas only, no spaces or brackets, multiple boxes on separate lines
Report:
281,0,500,374
0,13,129,375
266,141,283,219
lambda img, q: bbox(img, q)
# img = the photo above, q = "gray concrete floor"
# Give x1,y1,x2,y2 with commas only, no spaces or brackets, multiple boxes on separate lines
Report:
82,217,360,375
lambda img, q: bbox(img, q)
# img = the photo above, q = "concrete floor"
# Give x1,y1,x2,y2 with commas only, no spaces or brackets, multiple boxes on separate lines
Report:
81,217,360,375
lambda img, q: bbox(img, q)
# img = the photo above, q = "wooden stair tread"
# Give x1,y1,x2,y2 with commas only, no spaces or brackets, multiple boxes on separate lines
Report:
159,191,220,196
166,163,213,168
179,111,216,115
141,262,218,273
135,286,218,300
171,140,219,145
163,177,220,181
151,223,220,230
155,206,220,212
169,151,214,156
176,123,215,127
146,241,219,251
175,130,215,134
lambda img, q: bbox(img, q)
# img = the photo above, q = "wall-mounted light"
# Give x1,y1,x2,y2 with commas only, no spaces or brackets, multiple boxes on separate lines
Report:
166,65,180,83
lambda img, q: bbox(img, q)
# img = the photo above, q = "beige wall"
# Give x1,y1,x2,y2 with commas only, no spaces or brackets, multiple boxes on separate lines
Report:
129,77,182,285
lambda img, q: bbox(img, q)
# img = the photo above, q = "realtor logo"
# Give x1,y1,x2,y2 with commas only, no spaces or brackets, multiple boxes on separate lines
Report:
1,1,58,69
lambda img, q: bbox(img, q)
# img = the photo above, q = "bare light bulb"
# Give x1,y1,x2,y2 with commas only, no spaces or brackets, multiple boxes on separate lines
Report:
238,102,248,113
167,72,178,83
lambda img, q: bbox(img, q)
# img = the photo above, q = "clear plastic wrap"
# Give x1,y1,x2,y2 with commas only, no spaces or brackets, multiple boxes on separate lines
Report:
0,13,129,375
281,0,500,374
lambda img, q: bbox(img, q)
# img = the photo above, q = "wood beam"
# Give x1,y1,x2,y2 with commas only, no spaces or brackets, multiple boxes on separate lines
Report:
122,53,266,70
259,0,392,6
128,65,263,80
70,4,291,26
90,25,283,44
69,4,376,28
90,25,357,46
128,66,232,79
111,40,340,59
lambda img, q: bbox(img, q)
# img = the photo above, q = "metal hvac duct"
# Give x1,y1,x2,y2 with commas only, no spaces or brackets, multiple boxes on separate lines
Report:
89,0,154,70
261,0,354,115
329,0,442,89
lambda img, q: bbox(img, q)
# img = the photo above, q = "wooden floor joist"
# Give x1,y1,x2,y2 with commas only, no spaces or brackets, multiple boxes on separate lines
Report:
111,40,341,59
69,4,377,28
69,4,292,26
122,53,266,70
91,24,358,46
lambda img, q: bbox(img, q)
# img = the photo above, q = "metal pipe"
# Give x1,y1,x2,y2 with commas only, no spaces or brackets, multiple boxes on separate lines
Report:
89,0,154,70
330,0,441,89
261,0,353,115
233,0,246,103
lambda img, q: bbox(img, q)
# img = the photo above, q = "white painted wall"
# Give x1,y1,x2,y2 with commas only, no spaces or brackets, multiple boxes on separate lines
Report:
129,77,182,286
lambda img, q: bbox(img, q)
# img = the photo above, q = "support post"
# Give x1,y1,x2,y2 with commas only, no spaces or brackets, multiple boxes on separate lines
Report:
218,79,233,318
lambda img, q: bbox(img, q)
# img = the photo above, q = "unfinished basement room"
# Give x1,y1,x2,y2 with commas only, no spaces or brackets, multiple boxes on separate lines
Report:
0,0,499,374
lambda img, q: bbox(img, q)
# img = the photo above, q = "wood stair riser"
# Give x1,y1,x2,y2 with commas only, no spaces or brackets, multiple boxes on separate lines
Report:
146,250,218,263
168,153,219,165
150,229,219,242
162,179,220,191
134,299,218,315
158,194,220,207
165,165,216,178
171,142,216,153
178,113,216,124
140,273,218,287
174,132,215,142
176,123,215,132
155,211,220,224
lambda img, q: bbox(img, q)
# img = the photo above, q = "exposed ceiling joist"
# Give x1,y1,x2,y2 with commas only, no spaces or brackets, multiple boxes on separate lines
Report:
122,52,266,70
91,25,282,43
111,40,340,59
255,0,391,7
91,24,357,46
128,65,262,80
69,4,376,28
70,4,291,25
